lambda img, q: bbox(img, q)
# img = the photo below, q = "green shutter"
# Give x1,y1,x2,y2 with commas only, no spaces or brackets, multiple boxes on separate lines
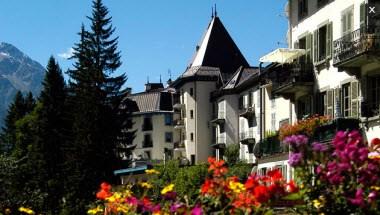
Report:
313,30,319,63
327,89,334,117
360,3,367,28
326,22,333,59
351,81,360,118
306,34,312,63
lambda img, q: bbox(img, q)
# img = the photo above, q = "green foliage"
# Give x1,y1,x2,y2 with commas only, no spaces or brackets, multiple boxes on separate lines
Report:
224,143,240,165
226,162,253,181
148,160,208,203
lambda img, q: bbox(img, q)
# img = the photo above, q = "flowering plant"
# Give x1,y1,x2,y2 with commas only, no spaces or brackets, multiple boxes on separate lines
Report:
87,157,299,214
279,115,330,141
286,131,380,214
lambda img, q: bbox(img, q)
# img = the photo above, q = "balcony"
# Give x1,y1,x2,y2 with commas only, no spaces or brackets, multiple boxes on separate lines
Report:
174,141,185,151
239,129,255,145
210,111,225,126
258,134,285,158
173,103,185,110
312,118,360,144
270,63,314,98
333,25,380,68
239,106,255,119
174,119,185,129
212,135,226,149
142,123,153,131
142,140,153,148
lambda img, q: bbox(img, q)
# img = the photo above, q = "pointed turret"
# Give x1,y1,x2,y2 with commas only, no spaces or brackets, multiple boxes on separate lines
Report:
188,16,249,75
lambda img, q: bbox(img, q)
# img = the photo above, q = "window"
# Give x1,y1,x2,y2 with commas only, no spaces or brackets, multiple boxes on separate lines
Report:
295,34,312,63
341,7,354,39
317,91,327,116
298,0,308,20
271,99,276,109
165,132,173,143
313,22,333,63
190,133,194,141
342,83,351,117
367,76,380,117
164,114,173,125
191,155,196,165
142,117,153,131
190,88,194,97
218,100,226,119
143,134,153,148
297,96,312,119
271,113,276,131
190,110,194,119
238,96,243,110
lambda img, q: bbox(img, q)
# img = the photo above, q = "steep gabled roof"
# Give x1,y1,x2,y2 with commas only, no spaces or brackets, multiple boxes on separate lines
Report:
126,91,173,113
189,16,249,74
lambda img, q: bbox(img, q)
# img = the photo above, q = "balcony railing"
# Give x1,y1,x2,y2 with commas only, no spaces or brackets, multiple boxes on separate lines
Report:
174,119,185,129
259,135,285,157
142,123,153,131
210,111,226,125
271,63,314,96
240,129,255,145
312,118,360,144
142,140,153,148
333,25,380,66
361,101,380,118
174,141,185,150
217,135,226,144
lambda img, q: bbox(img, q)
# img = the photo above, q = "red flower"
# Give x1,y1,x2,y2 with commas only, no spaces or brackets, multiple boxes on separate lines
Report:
201,179,213,194
267,169,283,181
254,185,270,203
286,180,299,193
207,157,228,177
96,189,111,200
245,175,259,190
371,138,380,146
100,182,112,192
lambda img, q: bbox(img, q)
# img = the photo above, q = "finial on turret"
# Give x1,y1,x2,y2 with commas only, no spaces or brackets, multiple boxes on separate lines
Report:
214,4,217,17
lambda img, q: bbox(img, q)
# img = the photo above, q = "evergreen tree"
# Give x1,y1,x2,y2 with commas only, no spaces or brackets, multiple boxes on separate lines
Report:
63,0,128,213
26,56,66,214
0,91,32,153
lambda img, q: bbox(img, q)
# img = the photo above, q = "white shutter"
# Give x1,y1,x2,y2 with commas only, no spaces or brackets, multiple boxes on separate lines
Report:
313,30,319,63
306,34,313,63
326,22,333,59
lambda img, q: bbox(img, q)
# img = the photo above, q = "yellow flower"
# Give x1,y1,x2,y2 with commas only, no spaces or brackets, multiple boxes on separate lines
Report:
116,205,130,213
145,169,160,174
87,206,103,215
161,184,175,195
312,199,322,209
229,181,246,194
123,189,133,197
18,207,35,215
140,182,153,189
106,192,122,203
371,186,380,191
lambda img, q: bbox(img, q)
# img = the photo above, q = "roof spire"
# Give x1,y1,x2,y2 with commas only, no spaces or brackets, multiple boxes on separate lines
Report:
214,4,217,17
211,6,214,18
159,74,162,83
147,76,149,84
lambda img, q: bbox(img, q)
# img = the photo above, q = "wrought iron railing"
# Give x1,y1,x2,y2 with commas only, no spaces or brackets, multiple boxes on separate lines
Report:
174,141,185,149
259,135,285,156
271,63,314,92
333,25,380,65
239,129,255,140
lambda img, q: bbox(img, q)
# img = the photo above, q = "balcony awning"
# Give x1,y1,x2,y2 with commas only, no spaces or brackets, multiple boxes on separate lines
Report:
259,48,306,64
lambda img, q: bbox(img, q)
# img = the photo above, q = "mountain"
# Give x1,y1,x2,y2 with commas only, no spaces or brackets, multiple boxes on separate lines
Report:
0,42,45,127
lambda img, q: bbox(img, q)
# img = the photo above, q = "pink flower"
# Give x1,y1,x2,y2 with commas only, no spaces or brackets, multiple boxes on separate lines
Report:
348,188,365,207
191,204,203,215
288,152,303,167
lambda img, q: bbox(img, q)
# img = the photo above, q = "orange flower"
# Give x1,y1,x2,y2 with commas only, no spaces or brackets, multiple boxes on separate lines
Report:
100,182,112,192
96,189,112,200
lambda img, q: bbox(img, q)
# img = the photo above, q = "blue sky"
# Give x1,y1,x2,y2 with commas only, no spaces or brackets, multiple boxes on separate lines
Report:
0,0,288,93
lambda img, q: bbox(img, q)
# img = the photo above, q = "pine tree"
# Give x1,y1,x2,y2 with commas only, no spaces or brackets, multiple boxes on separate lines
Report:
27,56,66,214
0,91,28,153
63,0,128,212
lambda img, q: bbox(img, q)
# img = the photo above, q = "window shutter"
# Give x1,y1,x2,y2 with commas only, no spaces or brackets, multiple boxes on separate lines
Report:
334,88,341,118
327,89,334,117
313,30,319,63
360,3,365,28
351,81,360,118
326,22,333,59
306,34,313,63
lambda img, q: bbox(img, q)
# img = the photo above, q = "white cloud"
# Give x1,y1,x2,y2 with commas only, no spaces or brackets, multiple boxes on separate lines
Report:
58,47,74,59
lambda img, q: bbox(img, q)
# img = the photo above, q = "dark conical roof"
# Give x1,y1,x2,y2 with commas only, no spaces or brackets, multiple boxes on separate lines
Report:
188,16,249,75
